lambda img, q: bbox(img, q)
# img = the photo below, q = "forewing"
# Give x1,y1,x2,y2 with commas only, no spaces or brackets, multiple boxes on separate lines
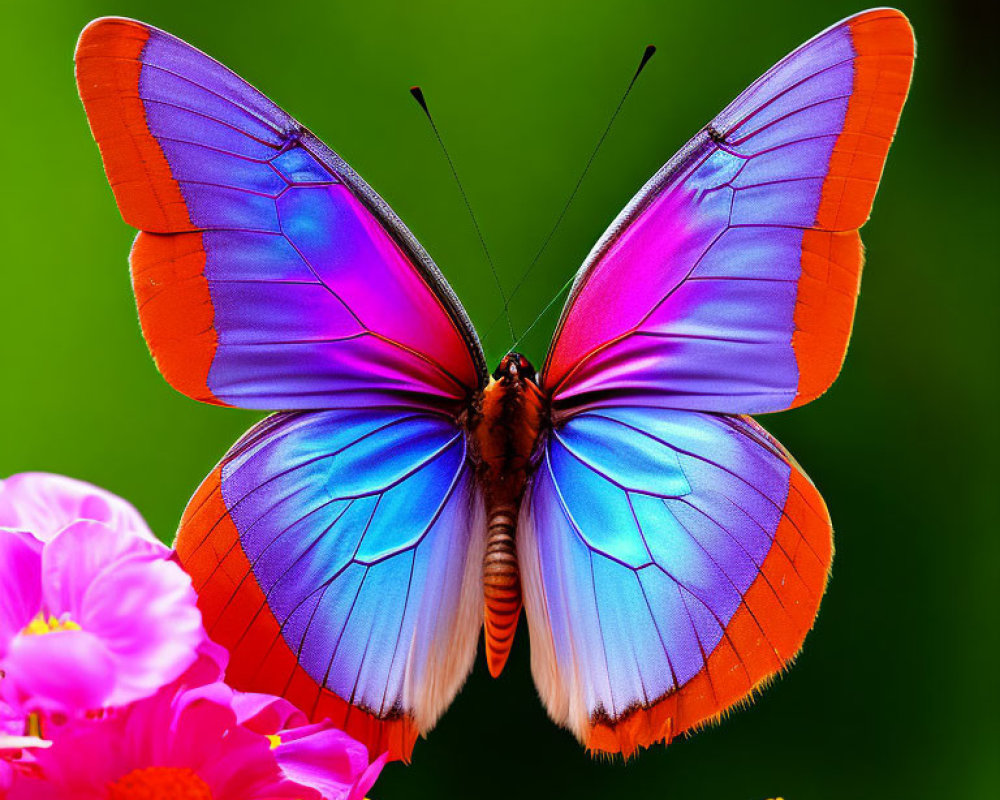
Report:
175,409,485,761
543,9,914,415
520,407,831,756
75,18,486,412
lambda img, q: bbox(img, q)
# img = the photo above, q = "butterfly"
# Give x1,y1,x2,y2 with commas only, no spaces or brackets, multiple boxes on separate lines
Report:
75,8,914,761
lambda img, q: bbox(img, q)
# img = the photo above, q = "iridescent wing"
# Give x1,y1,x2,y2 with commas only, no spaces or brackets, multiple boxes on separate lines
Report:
523,9,914,756
542,9,914,415
75,18,486,412
176,409,484,762
520,408,830,756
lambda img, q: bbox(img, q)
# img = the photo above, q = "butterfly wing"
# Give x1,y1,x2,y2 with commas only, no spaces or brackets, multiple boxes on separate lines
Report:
176,408,484,761
543,9,914,415
521,9,914,756
519,407,830,755
75,18,486,411
77,18,489,760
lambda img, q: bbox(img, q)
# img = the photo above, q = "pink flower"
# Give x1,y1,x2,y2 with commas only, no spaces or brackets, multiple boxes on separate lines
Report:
0,472,386,799
7,648,386,800
0,519,203,715
6,686,300,799
0,472,159,546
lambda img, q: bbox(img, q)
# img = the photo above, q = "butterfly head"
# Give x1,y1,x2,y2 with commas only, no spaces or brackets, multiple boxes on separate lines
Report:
493,352,536,384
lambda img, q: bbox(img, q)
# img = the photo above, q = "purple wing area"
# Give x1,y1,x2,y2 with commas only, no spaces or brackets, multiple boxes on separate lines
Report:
76,18,486,412
519,407,832,755
542,10,914,416
176,408,485,760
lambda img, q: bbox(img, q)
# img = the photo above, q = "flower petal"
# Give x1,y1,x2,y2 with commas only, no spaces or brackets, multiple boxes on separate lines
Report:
10,675,317,800
233,692,308,735
41,520,165,620
1,630,115,713
349,751,389,800
5,776,71,799
0,530,42,656
163,687,309,799
275,725,377,800
233,693,387,799
8,712,130,797
0,701,24,737
0,473,156,544
79,554,204,708
180,639,230,688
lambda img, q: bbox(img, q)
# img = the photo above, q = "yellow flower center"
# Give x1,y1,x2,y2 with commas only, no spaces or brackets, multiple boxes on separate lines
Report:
267,733,282,749
21,613,81,636
108,766,213,800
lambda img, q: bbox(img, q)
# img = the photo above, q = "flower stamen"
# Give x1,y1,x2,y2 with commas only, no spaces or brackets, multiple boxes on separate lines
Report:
25,712,42,739
108,766,213,800
21,613,81,636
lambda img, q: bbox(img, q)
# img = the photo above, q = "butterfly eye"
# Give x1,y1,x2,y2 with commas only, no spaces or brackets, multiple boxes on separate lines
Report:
515,354,537,382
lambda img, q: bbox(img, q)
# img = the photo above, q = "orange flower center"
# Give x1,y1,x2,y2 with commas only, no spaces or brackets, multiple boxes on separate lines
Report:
108,766,213,800
21,613,81,636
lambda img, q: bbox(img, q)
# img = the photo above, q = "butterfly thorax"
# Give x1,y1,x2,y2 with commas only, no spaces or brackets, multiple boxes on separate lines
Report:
470,353,547,500
468,352,547,677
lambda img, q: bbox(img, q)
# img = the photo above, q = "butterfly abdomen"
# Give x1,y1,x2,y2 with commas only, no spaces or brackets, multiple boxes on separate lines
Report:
483,504,522,677
471,354,548,677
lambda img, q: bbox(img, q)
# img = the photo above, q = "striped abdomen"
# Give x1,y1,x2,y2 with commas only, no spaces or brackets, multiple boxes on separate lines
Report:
483,504,521,677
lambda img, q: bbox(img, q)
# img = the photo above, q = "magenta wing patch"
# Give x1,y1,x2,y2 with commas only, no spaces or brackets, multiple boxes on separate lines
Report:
542,10,914,416
77,18,486,412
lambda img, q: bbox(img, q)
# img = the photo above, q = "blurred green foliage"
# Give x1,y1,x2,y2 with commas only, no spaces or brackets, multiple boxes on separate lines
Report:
1,1,996,798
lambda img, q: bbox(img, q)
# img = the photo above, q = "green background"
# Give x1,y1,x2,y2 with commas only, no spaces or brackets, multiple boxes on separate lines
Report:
2,0,996,797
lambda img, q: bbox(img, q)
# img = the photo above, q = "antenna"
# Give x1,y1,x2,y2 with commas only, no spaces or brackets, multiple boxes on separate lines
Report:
484,44,657,345
410,86,515,344
506,270,577,357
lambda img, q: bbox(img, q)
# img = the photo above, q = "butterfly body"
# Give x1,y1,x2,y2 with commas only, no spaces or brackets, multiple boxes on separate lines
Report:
469,352,547,676
76,9,914,762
